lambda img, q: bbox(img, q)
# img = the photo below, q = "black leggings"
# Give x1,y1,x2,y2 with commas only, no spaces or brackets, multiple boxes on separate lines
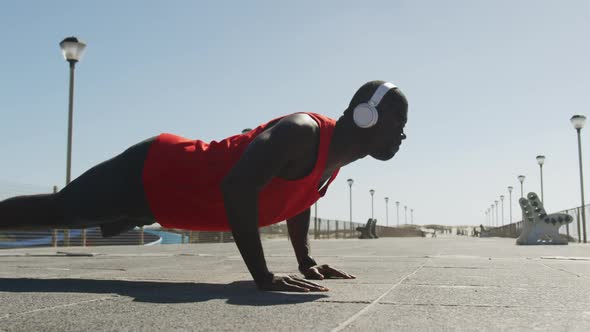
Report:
0,137,157,237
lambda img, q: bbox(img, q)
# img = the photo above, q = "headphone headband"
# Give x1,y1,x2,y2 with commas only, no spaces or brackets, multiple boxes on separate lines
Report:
368,82,397,107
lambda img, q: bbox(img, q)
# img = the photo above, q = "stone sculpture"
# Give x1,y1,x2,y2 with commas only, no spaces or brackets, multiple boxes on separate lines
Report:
517,192,573,245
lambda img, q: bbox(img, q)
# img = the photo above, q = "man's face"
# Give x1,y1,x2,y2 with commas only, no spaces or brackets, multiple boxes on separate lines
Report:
368,111,407,161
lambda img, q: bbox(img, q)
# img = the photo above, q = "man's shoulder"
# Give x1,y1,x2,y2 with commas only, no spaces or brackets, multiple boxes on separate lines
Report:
280,113,319,128
274,113,319,138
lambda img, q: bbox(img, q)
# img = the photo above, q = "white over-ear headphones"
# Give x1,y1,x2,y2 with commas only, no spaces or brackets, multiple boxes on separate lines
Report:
353,82,397,128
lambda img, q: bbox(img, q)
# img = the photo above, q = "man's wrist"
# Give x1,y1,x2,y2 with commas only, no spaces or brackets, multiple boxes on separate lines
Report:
298,256,317,273
254,271,274,286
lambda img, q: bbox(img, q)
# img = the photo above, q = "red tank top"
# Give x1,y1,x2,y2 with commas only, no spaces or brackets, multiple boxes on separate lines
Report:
142,112,340,231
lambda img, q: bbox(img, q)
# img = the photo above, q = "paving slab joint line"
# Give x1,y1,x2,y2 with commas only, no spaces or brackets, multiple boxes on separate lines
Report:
317,300,372,304
540,256,590,261
534,260,583,278
0,295,121,320
378,302,543,309
330,260,429,332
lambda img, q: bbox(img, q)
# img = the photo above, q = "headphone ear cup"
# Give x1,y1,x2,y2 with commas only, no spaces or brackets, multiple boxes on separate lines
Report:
353,104,378,128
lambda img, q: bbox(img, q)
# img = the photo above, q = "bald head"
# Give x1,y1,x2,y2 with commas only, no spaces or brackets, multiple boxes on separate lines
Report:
333,80,409,161
344,80,408,124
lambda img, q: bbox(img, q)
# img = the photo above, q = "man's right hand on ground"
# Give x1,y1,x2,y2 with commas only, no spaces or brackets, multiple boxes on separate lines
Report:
257,274,329,292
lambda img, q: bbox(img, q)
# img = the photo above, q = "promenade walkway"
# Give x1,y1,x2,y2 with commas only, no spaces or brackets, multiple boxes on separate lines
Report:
1,236,589,331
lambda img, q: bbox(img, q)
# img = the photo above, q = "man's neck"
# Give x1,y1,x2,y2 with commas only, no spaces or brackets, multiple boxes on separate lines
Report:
324,120,367,171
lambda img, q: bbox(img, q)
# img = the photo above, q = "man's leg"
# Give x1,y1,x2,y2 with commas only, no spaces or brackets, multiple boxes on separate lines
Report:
0,193,65,229
0,136,157,233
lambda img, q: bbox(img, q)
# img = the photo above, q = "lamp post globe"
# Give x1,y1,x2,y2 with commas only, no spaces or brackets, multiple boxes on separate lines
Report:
571,115,586,130
60,37,87,63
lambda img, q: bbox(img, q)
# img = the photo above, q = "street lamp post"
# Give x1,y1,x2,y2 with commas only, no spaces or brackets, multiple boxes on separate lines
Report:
384,197,389,226
495,200,499,227
60,37,86,185
404,205,408,224
571,115,587,243
536,155,546,202
59,36,86,247
500,195,505,226
369,189,375,219
517,175,526,198
491,204,495,227
395,201,400,226
347,179,354,224
508,186,513,224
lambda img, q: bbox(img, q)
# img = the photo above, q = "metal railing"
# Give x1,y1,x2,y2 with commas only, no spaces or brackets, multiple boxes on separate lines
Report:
1,219,426,249
0,181,425,249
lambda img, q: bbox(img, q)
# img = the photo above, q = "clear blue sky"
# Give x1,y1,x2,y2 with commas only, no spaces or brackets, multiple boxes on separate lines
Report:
1,1,589,226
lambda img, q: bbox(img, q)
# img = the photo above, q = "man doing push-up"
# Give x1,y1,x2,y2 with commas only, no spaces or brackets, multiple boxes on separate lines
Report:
0,80,408,292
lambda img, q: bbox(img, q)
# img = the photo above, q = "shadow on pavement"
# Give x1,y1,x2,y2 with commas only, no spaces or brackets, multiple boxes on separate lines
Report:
0,278,328,306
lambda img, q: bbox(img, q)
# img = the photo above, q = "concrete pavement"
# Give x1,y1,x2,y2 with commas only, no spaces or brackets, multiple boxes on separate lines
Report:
1,236,590,331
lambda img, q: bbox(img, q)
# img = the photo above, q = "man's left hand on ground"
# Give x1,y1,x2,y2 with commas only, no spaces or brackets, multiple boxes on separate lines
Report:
301,264,356,280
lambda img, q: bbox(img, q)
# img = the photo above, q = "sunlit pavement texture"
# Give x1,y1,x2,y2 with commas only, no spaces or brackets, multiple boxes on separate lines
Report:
1,236,590,331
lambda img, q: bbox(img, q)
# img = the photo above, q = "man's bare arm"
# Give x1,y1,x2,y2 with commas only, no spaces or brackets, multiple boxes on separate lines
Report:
221,114,326,292
286,208,316,270
287,208,356,280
